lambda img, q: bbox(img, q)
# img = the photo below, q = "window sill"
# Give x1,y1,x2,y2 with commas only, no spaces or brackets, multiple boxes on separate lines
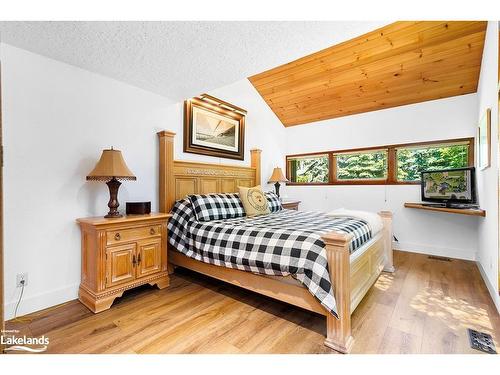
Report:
286,181,420,186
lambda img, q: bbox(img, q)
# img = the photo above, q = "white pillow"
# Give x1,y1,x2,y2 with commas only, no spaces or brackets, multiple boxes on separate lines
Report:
328,208,383,235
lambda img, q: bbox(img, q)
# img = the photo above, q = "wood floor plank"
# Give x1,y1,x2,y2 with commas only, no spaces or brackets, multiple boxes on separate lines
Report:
98,289,231,354
379,326,421,354
5,251,499,354
351,302,395,353
28,301,93,337
387,253,429,338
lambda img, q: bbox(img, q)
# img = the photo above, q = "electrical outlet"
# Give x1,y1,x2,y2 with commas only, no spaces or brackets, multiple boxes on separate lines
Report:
16,273,28,288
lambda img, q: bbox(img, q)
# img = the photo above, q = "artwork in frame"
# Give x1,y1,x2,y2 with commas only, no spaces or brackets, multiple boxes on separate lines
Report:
184,94,246,160
477,108,491,170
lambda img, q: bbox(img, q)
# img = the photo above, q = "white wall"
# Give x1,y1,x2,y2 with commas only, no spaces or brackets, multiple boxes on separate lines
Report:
1,43,174,319
1,44,285,319
475,21,500,312
285,94,480,261
209,80,287,185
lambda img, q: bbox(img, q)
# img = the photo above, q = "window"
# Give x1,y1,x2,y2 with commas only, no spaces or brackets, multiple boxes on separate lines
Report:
287,154,329,183
396,142,470,182
286,138,473,185
336,150,387,180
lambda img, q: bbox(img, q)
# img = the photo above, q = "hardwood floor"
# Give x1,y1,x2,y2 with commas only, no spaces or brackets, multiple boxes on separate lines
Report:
6,251,500,354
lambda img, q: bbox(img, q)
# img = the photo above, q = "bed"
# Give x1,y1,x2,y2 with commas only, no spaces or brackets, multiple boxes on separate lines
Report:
158,130,394,353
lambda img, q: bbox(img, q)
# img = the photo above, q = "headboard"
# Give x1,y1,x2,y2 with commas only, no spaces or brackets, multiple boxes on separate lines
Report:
157,131,262,213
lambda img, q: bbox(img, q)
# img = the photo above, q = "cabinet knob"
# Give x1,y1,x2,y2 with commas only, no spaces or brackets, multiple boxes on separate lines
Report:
114,233,121,241
150,228,156,235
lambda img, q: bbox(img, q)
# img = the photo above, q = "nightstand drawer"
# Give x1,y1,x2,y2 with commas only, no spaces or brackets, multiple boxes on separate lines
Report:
106,224,161,245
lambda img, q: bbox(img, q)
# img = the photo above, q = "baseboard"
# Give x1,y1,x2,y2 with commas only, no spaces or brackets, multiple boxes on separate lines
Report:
393,241,476,261
476,261,500,314
4,283,79,321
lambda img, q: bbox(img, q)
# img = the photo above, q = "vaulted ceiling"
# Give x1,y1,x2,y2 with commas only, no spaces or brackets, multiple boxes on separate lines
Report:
249,21,487,127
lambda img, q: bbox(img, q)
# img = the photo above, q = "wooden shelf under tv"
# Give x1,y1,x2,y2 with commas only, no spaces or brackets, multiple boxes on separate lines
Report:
404,203,486,217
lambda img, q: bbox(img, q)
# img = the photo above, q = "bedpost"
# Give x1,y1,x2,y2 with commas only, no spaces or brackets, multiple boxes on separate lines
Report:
378,211,395,273
157,130,176,213
250,149,262,186
322,231,354,353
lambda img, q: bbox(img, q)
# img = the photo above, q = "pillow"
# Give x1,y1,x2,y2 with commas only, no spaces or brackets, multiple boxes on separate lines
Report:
265,191,282,212
188,193,245,222
238,185,271,217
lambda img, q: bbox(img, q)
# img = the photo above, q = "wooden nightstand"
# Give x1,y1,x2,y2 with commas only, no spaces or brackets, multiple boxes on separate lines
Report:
282,200,301,210
76,213,171,313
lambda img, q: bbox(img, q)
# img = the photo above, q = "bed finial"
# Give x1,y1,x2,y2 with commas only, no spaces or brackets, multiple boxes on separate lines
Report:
378,210,394,273
158,130,176,213
322,231,354,353
250,149,262,186
250,148,262,185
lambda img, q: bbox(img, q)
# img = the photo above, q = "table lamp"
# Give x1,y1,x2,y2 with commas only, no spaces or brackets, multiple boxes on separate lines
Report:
268,167,289,198
86,148,136,218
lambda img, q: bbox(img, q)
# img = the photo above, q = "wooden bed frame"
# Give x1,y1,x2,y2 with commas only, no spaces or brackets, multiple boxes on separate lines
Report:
158,130,394,353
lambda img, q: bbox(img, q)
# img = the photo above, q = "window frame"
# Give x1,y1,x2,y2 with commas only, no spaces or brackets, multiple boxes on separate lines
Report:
335,148,389,182
286,153,331,185
286,138,474,186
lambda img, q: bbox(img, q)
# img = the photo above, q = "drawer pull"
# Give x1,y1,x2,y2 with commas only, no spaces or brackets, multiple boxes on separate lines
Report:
137,253,141,265
114,233,121,241
132,255,137,266
150,228,156,235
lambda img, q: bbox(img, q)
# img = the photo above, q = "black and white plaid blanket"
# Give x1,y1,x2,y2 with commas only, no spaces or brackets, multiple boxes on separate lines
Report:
168,199,372,317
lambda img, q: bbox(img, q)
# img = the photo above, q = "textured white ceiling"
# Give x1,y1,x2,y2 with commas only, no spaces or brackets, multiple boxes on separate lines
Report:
0,21,388,101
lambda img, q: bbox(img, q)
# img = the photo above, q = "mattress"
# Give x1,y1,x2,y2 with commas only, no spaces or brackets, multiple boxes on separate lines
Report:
168,198,376,317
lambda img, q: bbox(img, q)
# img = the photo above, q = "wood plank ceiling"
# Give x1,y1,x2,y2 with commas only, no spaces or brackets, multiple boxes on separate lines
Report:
249,21,487,127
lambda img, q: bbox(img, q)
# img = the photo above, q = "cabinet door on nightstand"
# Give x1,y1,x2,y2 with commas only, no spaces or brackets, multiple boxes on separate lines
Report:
106,243,136,287
136,238,162,278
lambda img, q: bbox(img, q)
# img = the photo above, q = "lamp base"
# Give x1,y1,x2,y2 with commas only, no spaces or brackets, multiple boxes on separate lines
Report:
105,178,123,218
105,212,123,219
274,182,281,198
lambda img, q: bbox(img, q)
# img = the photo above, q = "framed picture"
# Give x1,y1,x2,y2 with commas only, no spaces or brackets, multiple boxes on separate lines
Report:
477,108,491,170
184,94,246,160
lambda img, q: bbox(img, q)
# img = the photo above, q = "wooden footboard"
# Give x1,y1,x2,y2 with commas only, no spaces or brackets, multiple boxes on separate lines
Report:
322,231,355,353
322,210,393,353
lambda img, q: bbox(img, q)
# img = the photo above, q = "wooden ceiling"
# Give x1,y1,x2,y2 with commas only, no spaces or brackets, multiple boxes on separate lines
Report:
249,21,487,127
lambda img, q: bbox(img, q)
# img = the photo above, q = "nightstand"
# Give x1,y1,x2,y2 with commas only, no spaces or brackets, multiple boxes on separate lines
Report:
76,213,171,313
282,200,301,210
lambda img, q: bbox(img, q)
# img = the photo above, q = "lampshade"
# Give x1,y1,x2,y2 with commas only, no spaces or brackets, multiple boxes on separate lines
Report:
86,148,136,181
268,167,289,183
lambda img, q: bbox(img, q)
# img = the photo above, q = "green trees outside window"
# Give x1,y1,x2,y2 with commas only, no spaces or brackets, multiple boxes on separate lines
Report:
396,144,469,181
288,155,329,183
337,150,387,180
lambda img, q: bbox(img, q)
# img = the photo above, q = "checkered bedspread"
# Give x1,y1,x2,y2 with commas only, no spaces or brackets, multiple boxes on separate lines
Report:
168,199,373,317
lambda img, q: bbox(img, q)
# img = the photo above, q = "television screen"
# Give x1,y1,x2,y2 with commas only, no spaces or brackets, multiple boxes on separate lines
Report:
421,168,475,203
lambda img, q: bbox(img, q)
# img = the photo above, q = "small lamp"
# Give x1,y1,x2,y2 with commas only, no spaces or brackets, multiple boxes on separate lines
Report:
86,148,136,218
268,167,289,198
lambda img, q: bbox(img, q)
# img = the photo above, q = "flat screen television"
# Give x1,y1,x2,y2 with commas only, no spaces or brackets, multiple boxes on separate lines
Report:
420,167,477,207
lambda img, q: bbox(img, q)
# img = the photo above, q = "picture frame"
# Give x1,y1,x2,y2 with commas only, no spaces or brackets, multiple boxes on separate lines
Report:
184,94,246,160
477,108,491,170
